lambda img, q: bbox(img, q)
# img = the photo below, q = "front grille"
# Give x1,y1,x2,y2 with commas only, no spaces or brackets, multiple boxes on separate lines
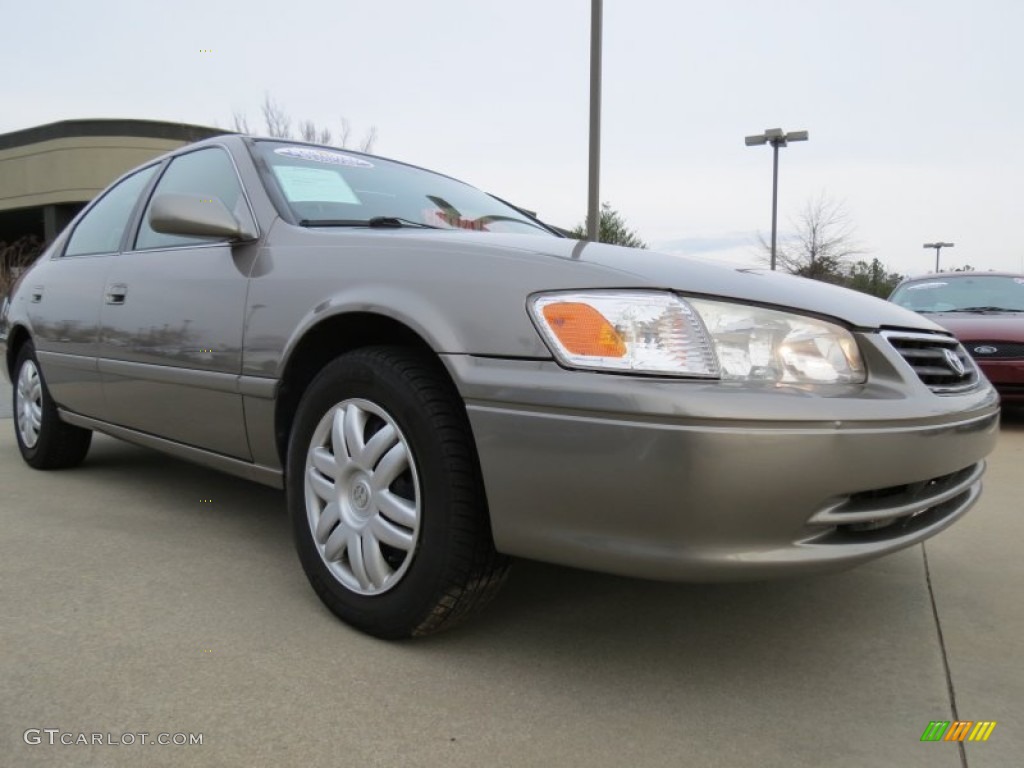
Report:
967,341,1024,360
882,331,979,393
807,462,984,543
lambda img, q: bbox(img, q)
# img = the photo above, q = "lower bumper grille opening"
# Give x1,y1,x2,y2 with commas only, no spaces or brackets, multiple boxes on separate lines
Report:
830,490,970,542
806,462,983,544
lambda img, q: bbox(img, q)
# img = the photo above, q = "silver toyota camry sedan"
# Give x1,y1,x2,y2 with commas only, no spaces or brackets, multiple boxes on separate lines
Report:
0,135,1000,638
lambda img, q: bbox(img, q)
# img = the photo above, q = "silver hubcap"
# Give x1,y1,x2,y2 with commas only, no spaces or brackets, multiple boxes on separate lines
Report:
304,398,421,595
16,359,43,449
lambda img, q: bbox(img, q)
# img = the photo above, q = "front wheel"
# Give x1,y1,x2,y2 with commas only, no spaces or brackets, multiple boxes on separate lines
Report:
287,346,509,638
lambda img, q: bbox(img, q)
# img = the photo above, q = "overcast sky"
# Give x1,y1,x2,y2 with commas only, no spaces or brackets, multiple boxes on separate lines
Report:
4,0,1023,275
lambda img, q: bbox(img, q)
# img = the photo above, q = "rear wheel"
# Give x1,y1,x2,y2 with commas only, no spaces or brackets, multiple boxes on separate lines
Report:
13,342,92,469
287,346,509,638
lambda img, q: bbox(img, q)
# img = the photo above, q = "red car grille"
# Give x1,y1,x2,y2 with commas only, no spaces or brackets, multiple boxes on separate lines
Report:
966,341,1024,360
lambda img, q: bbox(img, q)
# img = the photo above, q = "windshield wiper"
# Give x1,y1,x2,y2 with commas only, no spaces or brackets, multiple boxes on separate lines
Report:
298,217,439,229
369,216,439,229
955,306,1024,313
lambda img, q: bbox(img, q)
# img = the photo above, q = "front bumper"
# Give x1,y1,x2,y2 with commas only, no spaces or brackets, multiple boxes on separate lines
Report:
442,335,1000,582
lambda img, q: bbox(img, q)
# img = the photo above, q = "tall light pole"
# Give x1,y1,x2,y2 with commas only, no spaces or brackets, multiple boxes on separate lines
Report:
745,128,808,270
587,0,603,242
923,241,954,272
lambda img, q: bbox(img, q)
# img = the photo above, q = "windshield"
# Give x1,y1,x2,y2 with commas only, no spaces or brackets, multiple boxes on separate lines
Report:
890,275,1024,312
251,140,554,236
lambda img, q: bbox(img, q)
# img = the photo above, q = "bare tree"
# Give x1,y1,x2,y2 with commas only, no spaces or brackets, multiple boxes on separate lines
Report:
231,110,251,134
338,117,352,148
260,93,292,138
359,126,378,154
230,94,378,151
298,119,316,142
0,235,46,297
298,119,332,145
760,193,865,281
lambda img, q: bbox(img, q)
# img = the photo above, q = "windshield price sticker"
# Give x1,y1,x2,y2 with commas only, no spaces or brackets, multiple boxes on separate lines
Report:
272,165,361,204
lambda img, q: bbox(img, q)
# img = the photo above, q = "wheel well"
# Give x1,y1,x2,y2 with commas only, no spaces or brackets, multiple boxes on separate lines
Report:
5,324,29,379
274,313,441,464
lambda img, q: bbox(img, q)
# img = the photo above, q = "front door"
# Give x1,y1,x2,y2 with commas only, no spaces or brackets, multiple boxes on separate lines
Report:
98,147,258,459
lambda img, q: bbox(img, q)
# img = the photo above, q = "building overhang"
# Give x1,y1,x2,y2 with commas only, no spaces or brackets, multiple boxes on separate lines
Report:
0,118,229,213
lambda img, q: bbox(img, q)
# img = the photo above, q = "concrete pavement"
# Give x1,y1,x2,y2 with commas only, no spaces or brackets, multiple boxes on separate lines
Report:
0,402,1020,767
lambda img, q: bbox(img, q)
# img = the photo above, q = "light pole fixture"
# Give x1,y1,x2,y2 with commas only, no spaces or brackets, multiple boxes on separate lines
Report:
586,0,603,242
923,242,954,272
745,128,809,270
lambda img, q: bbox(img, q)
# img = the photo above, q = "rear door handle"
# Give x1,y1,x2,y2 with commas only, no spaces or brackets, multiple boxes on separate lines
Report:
30,285,44,303
105,283,128,305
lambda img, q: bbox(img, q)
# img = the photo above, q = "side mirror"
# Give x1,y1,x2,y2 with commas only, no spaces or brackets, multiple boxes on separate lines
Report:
149,193,256,241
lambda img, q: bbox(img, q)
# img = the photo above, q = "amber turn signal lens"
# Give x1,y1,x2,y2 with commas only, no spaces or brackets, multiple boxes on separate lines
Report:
541,302,627,357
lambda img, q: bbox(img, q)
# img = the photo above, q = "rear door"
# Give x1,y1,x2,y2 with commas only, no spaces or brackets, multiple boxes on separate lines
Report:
27,165,158,419
97,146,258,459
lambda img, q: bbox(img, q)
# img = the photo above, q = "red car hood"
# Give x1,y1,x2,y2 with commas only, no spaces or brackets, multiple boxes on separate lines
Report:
928,313,1024,341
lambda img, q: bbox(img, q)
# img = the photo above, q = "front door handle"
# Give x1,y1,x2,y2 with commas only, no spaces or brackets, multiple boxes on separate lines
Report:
105,283,128,305
30,285,44,303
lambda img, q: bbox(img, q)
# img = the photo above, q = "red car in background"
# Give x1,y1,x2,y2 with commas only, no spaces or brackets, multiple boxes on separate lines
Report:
889,272,1024,403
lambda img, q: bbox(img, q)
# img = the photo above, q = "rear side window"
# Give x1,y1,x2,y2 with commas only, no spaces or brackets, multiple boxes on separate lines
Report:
134,147,252,251
64,166,157,257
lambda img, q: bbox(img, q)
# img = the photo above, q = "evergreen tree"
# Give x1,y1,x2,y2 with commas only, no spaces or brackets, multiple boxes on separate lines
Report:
571,202,647,248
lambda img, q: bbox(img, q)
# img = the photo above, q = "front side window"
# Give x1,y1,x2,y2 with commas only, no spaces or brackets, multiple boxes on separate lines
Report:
252,141,554,236
64,165,157,257
135,147,253,251
891,276,1024,312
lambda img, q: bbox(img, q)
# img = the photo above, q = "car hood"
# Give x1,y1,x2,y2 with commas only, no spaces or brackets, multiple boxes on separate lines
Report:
403,231,945,332
924,312,1024,340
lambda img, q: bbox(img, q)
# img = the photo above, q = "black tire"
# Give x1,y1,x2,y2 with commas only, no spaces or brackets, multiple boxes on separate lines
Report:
287,346,509,639
12,342,92,469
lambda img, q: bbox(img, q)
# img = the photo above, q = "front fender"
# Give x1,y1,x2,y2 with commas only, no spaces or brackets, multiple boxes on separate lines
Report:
272,284,467,378
240,244,559,377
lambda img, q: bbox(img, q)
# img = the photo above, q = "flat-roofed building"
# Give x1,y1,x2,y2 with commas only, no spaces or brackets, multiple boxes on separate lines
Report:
0,118,227,246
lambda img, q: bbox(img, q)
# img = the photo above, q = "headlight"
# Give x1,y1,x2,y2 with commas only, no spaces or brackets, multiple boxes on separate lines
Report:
688,298,865,384
529,292,719,376
529,291,865,384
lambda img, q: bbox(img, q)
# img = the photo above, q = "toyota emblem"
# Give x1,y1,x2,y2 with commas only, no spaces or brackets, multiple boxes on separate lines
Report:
943,348,966,376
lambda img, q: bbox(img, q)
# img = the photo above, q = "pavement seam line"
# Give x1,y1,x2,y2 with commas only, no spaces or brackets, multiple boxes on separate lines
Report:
922,541,968,768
